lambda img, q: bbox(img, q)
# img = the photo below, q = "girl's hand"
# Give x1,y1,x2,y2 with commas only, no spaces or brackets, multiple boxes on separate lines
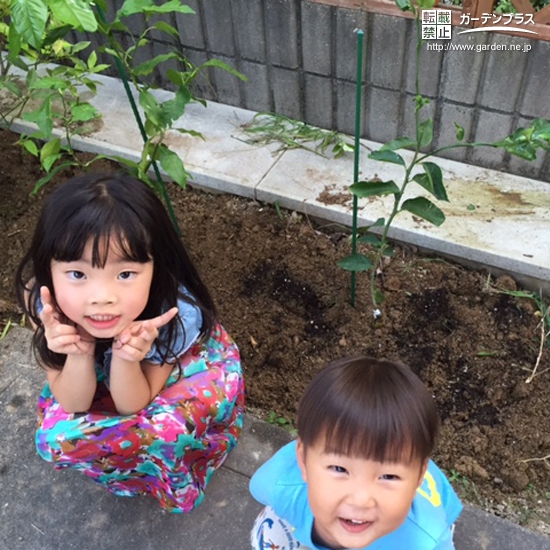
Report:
111,307,179,363
39,286,95,356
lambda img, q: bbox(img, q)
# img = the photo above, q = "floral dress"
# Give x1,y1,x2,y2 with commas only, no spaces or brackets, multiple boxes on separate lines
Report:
34,292,244,514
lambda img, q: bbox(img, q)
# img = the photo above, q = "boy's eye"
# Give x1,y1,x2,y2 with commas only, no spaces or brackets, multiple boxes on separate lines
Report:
380,474,399,481
118,271,136,280
68,270,85,280
329,465,348,474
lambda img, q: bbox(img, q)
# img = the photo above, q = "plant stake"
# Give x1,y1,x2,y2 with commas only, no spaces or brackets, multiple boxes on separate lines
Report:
350,29,364,307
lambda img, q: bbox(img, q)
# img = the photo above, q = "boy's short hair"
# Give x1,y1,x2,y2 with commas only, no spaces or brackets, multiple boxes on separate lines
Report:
297,356,439,465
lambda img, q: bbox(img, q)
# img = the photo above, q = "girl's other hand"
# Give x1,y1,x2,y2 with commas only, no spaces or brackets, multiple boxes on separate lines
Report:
39,286,95,356
111,307,179,363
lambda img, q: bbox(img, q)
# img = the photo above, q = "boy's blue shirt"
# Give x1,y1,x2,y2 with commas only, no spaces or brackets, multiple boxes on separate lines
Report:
250,440,463,550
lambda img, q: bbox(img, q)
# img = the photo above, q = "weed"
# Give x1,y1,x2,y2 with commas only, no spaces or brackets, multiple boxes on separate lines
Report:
241,112,360,158
266,411,297,437
486,279,549,382
0,318,12,340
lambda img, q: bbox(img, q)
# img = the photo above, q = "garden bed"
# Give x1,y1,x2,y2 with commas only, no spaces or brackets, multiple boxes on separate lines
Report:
0,128,548,535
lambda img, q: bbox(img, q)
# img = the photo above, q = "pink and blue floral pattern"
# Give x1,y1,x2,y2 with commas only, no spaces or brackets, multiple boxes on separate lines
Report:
35,323,244,513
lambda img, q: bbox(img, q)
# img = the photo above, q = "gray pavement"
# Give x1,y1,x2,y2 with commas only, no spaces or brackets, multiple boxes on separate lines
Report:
1,326,549,550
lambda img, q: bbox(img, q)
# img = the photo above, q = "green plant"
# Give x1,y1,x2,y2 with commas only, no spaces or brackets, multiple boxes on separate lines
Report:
1,0,245,233
241,112,358,158
338,0,550,310
266,411,297,437
0,0,106,183
93,0,245,197
0,318,12,340
485,280,549,382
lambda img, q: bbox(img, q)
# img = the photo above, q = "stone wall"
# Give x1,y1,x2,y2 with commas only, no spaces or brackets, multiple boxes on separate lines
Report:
87,0,550,183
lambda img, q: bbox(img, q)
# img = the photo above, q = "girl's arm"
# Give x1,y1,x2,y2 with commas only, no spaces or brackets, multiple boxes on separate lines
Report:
45,355,97,413
108,358,174,415
38,286,97,413
109,307,178,415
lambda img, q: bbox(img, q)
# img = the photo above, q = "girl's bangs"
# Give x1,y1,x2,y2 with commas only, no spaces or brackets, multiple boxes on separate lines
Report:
51,205,152,266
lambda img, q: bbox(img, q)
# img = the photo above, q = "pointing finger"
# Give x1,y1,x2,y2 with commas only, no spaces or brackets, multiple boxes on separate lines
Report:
40,286,54,309
149,307,178,329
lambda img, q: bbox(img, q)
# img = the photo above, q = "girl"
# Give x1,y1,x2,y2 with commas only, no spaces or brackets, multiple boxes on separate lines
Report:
15,172,245,513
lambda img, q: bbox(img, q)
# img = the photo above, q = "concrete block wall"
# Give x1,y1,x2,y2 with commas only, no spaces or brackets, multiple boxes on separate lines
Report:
85,0,550,183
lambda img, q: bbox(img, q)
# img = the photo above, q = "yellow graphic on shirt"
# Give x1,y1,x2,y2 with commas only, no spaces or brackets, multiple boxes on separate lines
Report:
417,471,442,507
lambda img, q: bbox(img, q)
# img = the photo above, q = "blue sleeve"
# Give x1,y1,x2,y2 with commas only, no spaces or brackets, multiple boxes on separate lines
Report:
250,454,276,506
431,526,456,550
144,289,202,364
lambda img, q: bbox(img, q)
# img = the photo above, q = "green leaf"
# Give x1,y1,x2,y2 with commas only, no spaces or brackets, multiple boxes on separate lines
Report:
30,76,68,90
118,0,195,18
373,288,386,305
11,0,48,48
422,162,448,201
71,102,99,122
380,137,416,151
381,245,395,257
401,197,445,226
20,138,38,156
87,50,97,69
160,87,192,126
371,217,385,227
368,150,406,166
139,90,159,111
133,53,180,76
418,119,434,149
199,58,247,81
0,79,23,97
350,180,400,198
395,0,415,12
158,145,188,187
23,98,53,138
172,127,204,140
357,233,381,246
412,162,448,201
338,254,373,272
454,122,464,141
39,137,61,164
32,161,75,194
531,118,550,143
42,152,62,173
152,21,180,39
46,0,98,32
41,23,73,46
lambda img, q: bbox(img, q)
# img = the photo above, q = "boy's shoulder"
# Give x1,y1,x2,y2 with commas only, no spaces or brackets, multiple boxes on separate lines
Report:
251,440,303,488
406,460,463,543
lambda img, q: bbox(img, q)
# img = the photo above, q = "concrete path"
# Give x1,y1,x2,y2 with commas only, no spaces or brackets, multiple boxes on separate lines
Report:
1,326,549,550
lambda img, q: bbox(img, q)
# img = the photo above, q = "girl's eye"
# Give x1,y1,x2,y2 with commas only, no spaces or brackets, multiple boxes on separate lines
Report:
118,271,136,280
330,465,348,474
68,270,85,280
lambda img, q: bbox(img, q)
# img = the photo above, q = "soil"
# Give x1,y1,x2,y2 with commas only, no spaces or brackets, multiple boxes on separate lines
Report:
0,128,549,535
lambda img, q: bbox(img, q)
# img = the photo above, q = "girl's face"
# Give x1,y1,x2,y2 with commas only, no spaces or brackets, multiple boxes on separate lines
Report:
50,237,154,339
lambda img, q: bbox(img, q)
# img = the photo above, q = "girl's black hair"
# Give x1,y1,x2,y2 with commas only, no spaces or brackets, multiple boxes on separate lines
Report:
297,356,439,465
15,172,216,369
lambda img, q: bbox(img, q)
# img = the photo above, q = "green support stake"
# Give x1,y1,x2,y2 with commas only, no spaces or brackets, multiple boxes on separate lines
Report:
350,29,364,307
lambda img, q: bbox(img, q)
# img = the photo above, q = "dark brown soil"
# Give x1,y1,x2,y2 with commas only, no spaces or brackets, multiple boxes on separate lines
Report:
0,129,549,534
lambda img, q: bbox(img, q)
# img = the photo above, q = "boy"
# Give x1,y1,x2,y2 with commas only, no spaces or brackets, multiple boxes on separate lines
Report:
250,356,462,550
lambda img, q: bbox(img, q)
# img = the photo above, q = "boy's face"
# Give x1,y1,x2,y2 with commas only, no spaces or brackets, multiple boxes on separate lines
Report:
297,438,427,550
